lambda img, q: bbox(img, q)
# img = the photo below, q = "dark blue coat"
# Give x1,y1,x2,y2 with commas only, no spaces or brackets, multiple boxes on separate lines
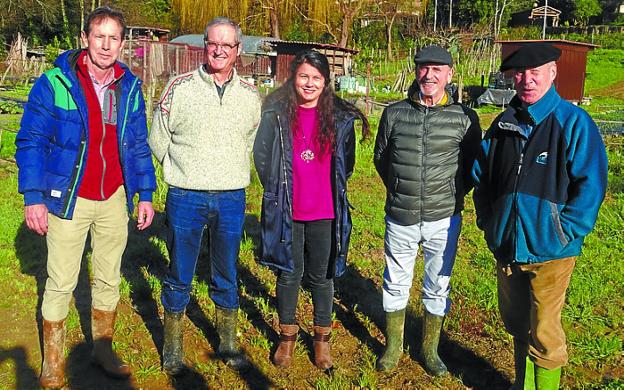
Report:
16,50,156,219
472,86,608,263
253,101,356,277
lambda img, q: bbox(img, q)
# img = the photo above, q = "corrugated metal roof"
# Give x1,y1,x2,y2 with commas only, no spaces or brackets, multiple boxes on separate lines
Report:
170,34,279,55
265,39,358,53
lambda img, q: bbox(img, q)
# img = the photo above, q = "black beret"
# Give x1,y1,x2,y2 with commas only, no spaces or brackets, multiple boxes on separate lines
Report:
414,45,453,66
500,42,561,71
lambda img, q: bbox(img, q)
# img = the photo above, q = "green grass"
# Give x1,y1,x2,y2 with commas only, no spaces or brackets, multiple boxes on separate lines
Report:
0,50,623,389
585,49,624,93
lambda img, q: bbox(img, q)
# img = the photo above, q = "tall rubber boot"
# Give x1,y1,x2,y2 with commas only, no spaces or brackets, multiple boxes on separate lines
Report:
420,311,448,377
313,325,333,370
91,308,131,378
376,309,406,372
535,366,562,390
511,338,535,390
162,309,185,375
40,319,66,389
272,324,299,368
215,306,249,369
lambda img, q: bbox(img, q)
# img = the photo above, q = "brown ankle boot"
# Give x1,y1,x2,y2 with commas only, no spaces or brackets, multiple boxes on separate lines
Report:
272,324,299,367
40,319,66,389
91,308,131,378
313,325,332,370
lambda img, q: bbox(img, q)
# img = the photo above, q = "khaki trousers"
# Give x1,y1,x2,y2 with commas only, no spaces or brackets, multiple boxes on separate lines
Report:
497,257,576,370
42,186,129,321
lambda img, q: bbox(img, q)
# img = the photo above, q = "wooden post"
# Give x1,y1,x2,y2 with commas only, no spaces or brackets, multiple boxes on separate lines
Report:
142,41,147,81
366,62,371,116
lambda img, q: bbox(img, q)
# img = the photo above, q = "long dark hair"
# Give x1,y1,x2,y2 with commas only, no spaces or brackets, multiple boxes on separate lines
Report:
268,49,369,153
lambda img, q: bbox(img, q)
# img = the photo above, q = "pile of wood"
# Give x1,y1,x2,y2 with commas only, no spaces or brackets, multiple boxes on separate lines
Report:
1,33,47,85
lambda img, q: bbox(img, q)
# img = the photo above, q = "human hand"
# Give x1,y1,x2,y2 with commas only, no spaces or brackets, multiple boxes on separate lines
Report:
24,204,49,235
136,201,155,230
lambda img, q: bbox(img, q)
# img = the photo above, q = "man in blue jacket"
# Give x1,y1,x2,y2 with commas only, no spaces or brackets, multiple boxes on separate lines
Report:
472,43,608,389
15,7,156,388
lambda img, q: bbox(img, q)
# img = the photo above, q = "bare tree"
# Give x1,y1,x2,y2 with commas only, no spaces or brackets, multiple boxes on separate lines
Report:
377,0,419,60
337,0,371,47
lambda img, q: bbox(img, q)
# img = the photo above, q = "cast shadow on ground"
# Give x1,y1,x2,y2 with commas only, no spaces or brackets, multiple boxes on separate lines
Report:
14,223,94,375
335,262,511,389
125,210,273,389
185,212,275,389
14,222,95,339
0,346,38,390
243,214,318,372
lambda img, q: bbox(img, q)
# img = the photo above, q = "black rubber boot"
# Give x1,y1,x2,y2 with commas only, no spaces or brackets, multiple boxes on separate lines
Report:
215,306,249,370
420,311,448,377
162,310,185,376
376,309,406,372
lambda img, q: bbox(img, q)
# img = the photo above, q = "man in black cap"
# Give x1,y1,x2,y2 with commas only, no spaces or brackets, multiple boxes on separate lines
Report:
472,42,608,389
374,45,481,375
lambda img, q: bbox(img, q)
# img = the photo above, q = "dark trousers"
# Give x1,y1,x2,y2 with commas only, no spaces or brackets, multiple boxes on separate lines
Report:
277,219,334,327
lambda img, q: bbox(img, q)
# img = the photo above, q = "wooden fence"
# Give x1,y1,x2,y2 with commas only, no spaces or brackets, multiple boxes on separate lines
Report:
122,40,272,113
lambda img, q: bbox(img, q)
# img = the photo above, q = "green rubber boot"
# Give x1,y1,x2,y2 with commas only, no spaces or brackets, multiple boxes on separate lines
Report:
535,365,561,390
376,309,406,372
215,306,249,370
523,356,536,390
419,311,448,377
162,310,185,376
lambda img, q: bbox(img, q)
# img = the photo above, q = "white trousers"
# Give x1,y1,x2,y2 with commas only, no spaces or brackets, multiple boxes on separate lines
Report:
382,214,462,316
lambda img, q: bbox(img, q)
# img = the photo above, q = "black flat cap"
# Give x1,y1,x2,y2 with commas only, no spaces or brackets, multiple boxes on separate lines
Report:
500,42,561,71
414,45,453,66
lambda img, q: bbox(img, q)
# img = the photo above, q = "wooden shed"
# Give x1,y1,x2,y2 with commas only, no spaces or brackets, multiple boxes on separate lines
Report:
266,40,358,85
497,39,598,103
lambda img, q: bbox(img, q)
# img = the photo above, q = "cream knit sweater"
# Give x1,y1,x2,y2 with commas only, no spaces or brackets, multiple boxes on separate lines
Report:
149,66,261,190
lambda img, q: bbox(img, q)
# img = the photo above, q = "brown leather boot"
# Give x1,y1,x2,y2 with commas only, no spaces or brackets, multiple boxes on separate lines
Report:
272,324,299,368
313,325,333,370
91,308,131,378
40,319,66,389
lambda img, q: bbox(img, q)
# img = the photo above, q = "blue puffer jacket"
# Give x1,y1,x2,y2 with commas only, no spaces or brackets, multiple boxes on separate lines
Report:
253,100,356,277
472,86,608,263
16,50,156,219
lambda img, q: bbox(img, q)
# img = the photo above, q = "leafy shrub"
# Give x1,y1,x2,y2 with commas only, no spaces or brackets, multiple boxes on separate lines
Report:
0,101,23,114
44,36,62,63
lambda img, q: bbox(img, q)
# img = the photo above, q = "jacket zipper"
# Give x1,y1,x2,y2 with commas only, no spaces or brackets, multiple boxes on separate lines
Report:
512,152,524,261
421,107,429,220
277,114,292,242
99,114,107,199
59,76,88,218
118,78,138,158
334,121,349,255
117,77,139,191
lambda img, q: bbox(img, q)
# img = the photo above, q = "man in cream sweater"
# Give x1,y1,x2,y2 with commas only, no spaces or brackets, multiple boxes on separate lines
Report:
149,16,261,374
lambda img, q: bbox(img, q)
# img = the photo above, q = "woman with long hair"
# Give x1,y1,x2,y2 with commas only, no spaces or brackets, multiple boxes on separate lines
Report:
253,49,369,370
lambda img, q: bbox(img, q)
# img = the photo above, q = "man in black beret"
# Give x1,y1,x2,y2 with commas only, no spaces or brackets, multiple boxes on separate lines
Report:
472,42,608,389
374,45,482,376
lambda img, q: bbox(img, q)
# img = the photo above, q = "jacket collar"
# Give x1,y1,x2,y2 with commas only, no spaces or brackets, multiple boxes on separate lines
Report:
54,49,133,87
507,85,560,126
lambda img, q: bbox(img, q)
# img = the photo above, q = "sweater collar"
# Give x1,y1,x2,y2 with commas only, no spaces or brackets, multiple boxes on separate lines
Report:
199,65,238,87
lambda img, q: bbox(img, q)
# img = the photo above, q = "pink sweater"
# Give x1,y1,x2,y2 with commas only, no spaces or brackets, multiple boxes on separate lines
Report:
292,106,335,221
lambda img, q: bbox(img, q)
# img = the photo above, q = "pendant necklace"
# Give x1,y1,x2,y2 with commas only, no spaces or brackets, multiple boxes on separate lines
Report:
299,132,315,163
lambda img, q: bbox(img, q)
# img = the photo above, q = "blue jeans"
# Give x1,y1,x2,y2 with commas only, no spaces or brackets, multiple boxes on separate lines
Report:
162,187,246,312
